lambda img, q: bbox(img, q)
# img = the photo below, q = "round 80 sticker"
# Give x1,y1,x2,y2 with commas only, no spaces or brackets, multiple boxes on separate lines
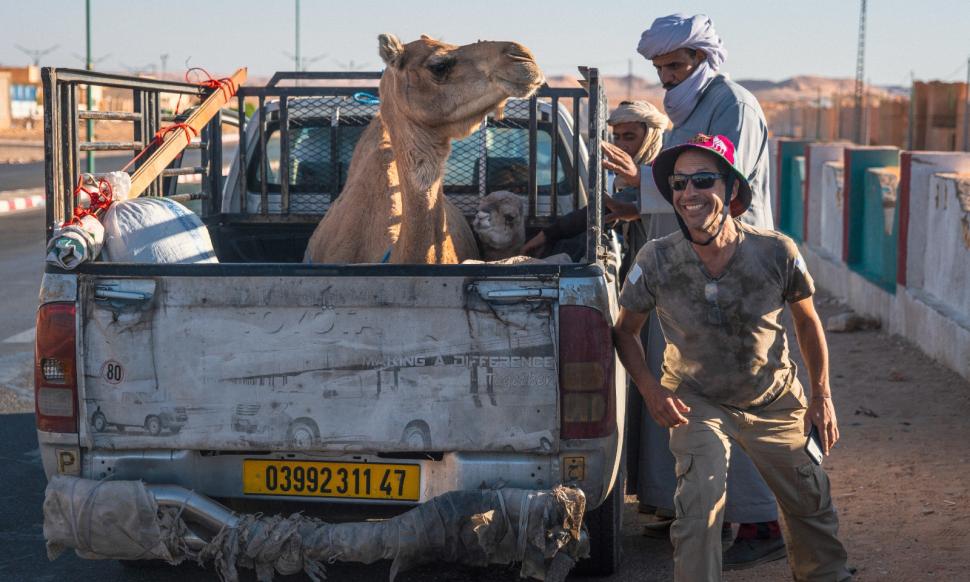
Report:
100,360,125,384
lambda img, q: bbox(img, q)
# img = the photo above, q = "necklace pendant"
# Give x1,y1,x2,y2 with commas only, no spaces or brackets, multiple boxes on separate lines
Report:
704,281,718,302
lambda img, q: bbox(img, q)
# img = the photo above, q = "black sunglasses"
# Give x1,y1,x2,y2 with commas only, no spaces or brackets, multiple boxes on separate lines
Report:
668,172,725,192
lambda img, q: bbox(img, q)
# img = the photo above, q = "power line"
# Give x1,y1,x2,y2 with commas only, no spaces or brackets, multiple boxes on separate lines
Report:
942,59,968,81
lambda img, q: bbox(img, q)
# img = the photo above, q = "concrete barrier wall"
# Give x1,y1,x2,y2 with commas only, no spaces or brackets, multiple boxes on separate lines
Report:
898,152,970,290
859,167,899,291
804,143,847,248
819,161,844,258
842,147,899,265
795,149,970,381
923,173,970,317
786,155,806,241
775,139,813,238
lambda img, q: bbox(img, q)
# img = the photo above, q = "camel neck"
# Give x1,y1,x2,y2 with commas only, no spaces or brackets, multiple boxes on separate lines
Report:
378,109,457,263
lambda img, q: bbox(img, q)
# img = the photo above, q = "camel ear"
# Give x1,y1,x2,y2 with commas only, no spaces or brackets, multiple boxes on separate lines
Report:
420,34,433,41
378,33,405,68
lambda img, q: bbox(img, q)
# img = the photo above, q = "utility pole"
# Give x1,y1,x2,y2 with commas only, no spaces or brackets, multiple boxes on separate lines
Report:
85,0,94,172
295,0,301,72
854,0,867,145
15,44,58,66
908,70,915,150
626,59,633,101
816,88,823,139
160,53,169,79
963,55,969,152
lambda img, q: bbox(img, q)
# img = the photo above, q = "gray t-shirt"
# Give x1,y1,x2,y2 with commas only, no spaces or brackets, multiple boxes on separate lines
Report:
618,221,814,409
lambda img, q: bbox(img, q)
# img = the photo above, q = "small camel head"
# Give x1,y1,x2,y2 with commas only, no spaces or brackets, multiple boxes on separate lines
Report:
473,190,527,261
378,33,544,140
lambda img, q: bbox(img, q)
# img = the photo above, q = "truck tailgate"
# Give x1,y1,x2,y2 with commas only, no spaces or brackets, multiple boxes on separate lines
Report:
78,275,560,453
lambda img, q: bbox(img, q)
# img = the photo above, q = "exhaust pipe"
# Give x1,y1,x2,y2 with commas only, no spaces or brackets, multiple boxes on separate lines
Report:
146,484,240,531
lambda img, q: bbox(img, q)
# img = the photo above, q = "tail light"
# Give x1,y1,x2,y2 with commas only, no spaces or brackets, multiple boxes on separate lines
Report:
559,305,615,439
35,302,78,433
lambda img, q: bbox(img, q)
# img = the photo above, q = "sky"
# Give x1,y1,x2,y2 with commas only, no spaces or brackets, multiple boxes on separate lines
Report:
1,0,968,87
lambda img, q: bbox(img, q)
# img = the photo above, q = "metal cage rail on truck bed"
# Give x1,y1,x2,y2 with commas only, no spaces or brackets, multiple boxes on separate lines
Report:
42,68,231,239
42,67,609,264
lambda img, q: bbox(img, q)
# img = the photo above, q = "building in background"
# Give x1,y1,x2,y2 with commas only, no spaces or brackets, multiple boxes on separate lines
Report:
0,65,42,126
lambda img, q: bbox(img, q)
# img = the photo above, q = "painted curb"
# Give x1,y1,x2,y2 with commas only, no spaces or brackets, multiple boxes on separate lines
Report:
0,192,45,214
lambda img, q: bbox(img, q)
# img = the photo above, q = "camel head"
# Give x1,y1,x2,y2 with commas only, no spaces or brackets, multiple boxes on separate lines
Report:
378,33,544,141
473,190,527,261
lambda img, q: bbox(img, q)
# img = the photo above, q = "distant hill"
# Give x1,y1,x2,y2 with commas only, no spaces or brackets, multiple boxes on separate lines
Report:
547,74,906,110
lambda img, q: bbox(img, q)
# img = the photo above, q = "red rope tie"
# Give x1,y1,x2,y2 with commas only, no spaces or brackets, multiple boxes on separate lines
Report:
120,123,199,173
65,175,114,226
154,122,199,145
185,67,238,102
119,66,235,174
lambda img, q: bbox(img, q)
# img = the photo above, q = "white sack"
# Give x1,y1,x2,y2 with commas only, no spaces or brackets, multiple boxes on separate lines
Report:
102,197,218,263
102,170,133,202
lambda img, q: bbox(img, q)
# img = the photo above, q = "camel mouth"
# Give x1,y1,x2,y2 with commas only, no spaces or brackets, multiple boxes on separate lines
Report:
494,47,545,99
495,72,545,99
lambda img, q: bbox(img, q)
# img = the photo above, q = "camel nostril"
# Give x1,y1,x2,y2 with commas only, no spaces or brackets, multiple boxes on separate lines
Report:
505,44,535,62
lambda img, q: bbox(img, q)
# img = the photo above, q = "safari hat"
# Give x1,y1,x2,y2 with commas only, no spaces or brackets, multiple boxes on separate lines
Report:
651,133,752,217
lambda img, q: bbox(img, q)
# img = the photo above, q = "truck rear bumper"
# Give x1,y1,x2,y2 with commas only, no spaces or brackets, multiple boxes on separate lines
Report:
78,444,617,508
43,475,588,581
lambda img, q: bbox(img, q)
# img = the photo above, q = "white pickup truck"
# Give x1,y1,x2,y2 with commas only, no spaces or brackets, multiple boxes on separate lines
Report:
35,68,627,576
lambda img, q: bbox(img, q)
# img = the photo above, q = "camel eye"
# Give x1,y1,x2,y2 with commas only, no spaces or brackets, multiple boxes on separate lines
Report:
427,60,454,77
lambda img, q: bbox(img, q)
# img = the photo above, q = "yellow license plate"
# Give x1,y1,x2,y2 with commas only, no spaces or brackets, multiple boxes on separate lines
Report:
242,459,420,501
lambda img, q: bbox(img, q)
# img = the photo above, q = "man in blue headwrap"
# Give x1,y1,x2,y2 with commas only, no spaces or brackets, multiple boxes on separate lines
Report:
605,13,785,571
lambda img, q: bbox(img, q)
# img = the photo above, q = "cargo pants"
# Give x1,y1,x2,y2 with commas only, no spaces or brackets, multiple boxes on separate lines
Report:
668,379,852,582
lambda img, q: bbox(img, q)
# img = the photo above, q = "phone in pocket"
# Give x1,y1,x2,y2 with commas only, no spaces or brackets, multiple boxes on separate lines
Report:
805,424,824,465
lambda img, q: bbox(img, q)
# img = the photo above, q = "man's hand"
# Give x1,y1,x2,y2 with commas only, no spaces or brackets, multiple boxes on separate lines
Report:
805,395,840,455
602,142,640,185
604,198,640,224
521,231,548,257
642,384,691,428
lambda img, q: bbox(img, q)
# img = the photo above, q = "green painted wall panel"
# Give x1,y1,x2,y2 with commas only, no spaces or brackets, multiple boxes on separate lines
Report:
844,149,898,265
860,168,900,292
776,140,812,240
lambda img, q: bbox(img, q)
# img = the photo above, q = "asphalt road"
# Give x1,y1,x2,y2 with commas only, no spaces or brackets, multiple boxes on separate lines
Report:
0,207,45,408
0,145,233,189
0,154,136,191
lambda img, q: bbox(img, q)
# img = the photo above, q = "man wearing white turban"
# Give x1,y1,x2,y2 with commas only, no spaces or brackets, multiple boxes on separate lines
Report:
611,12,788,573
521,100,669,259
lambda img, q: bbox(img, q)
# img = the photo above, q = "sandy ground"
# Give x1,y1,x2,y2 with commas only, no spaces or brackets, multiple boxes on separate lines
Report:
0,124,134,164
795,295,970,581
719,292,970,581
0,144,44,165
3,290,969,580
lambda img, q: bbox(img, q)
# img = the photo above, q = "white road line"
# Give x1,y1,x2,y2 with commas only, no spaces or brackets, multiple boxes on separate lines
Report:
2,328,36,344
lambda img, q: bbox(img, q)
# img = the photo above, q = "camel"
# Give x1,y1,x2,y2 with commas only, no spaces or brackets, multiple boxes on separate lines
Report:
304,34,544,264
472,190,527,261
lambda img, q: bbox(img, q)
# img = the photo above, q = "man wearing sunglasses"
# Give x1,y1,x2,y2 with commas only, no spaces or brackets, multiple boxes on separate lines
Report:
612,13,783,569
613,134,851,582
